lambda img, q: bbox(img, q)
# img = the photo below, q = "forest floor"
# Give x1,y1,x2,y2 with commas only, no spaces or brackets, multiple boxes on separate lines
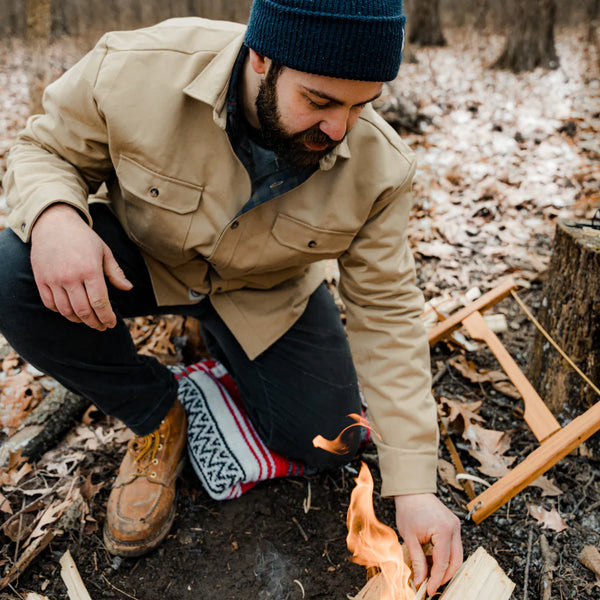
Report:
0,27,600,600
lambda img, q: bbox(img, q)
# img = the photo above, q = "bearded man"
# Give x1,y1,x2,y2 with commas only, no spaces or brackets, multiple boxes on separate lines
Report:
0,0,462,594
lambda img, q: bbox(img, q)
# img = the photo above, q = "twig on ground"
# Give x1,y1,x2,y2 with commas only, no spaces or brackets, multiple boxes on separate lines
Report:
522,527,534,600
539,534,558,600
101,573,139,600
292,516,309,542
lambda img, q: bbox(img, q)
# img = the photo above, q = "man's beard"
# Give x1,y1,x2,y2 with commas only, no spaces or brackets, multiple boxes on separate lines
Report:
255,64,342,170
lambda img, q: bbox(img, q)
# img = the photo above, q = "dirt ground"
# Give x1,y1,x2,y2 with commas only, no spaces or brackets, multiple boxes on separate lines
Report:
1,26,600,600
1,283,598,600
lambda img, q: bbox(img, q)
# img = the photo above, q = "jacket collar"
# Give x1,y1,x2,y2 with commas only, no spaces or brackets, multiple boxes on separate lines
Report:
183,31,352,168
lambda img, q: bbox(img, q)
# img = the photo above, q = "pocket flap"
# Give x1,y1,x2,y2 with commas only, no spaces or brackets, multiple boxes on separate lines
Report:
117,155,203,215
272,213,355,254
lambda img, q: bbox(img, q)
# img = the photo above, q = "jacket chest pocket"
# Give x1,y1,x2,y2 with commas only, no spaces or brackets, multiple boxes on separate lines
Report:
116,155,203,265
245,213,355,274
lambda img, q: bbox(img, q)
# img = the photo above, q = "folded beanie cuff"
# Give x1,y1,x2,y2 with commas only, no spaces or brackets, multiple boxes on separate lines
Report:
244,0,406,82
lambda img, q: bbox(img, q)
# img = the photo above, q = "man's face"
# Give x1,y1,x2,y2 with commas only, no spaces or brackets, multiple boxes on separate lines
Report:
255,62,383,170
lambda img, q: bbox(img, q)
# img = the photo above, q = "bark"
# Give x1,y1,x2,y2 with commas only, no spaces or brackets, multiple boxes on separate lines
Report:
0,386,89,467
492,0,559,72
528,220,600,420
407,0,446,46
587,0,600,44
25,0,52,115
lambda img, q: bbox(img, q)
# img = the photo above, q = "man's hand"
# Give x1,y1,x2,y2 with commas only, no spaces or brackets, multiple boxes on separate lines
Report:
394,493,462,596
30,203,132,331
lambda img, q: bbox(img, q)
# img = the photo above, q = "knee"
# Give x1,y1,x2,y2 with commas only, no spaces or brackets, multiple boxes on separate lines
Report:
0,229,36,321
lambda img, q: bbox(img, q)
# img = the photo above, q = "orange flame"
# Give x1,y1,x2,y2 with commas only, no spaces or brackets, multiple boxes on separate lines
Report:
347,462,415,600
312,413,381,455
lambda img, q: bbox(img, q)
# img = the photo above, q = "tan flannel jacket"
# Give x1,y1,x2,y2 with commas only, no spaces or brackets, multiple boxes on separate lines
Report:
4,17,438,496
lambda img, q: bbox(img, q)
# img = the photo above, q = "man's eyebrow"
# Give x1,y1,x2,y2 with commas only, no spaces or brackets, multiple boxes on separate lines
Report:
302,86,382,107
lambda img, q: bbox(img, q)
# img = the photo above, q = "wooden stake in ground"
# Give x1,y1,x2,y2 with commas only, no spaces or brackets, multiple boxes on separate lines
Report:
352,547,514,600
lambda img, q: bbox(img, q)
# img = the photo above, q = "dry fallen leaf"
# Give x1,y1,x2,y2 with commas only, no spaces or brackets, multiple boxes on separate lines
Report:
0,490,12,514
439,396,484,428
463,423,516,478
437,458,463,491
528,504,568,533
528,475,563,497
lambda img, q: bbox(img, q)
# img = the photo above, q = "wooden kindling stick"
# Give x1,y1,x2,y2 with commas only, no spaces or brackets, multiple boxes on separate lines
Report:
352,547,515,600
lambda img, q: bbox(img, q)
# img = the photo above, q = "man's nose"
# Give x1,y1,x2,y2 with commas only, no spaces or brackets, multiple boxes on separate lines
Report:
319,110,349,141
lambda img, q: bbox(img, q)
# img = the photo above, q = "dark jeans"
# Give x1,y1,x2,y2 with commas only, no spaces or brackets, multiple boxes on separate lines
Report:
0,204,361,468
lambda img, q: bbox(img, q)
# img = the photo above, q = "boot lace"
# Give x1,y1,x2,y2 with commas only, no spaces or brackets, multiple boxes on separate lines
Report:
131,431,162,478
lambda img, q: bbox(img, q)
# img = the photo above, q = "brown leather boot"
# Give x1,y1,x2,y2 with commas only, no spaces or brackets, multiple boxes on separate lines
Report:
103,400,187,557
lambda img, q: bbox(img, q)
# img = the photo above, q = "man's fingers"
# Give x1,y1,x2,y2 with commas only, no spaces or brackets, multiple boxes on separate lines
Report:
51,287,84,325
37,284,58,313
83,278,116,329
66,284,108,330
404,537,428,587
426,517,462,595
442,525,464,586
427,536,451,595
103,246,133,291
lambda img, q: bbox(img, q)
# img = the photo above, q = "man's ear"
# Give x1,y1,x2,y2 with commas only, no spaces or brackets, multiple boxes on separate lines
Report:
248,49,270,75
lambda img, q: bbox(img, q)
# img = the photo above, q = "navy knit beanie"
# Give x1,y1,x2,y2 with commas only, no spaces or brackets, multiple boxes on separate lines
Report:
244,0,406,82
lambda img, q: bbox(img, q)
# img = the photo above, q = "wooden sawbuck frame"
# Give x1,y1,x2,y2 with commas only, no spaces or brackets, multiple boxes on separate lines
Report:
429,278,600,523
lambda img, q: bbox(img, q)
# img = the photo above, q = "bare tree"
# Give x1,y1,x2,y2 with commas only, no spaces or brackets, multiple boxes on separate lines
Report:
586,0,600,43
492,0,559,72
26,0,52,115
407,0,446,47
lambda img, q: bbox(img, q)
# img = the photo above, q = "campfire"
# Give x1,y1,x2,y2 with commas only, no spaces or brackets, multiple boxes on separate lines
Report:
347,462,417,600
313,419,516,600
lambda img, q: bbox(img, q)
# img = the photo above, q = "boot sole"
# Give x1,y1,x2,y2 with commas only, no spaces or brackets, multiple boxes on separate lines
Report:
102,457,186,557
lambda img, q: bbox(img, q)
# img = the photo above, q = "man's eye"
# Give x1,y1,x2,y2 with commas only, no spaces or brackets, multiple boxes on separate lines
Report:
307,97,328,109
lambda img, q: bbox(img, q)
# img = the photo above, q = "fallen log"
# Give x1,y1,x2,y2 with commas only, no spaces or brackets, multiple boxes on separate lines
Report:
0,385,89,467
353,547,515,600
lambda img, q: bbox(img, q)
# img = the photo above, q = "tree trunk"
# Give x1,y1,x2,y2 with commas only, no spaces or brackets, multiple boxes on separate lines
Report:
587,0,600,44
407,0,446,47
528,220,600,422
492,0,559,72
25,0,52,115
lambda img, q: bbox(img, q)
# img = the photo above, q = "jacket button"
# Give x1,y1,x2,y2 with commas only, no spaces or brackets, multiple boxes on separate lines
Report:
21,222,26,231
308,240,317,248
150,187,159,197
231,221,239,230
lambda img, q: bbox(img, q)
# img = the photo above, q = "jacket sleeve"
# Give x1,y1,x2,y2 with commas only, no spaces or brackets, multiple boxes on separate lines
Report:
3,35,113,242
338,157,439,497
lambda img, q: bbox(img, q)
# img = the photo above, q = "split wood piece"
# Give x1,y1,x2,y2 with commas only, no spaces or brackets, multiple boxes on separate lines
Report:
461,310,561,442
579,545,600,581
353,547,514,600
467,398,600,523
0,529,55,590
60,550,92,600
0,386,88,467
427,278,516,346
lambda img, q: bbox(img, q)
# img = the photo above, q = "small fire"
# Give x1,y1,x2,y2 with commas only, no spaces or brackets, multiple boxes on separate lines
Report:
312,413,380,455
347,462,415,600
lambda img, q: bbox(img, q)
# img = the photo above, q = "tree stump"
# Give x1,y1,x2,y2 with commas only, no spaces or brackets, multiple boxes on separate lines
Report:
528,220,600,422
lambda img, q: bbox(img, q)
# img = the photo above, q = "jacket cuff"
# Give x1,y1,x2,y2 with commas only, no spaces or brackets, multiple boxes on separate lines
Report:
377,443,439,497
8,191,92,242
